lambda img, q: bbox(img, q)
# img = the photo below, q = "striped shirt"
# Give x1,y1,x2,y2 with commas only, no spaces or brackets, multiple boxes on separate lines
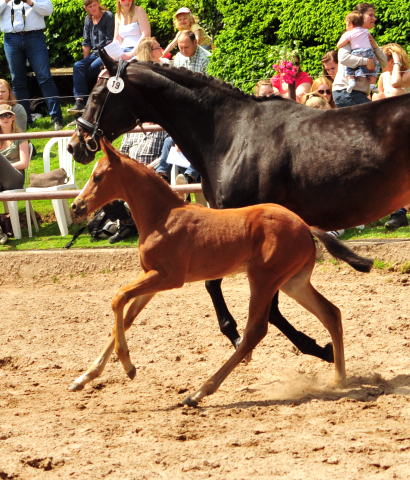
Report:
173,46,211,74
119,131,169,165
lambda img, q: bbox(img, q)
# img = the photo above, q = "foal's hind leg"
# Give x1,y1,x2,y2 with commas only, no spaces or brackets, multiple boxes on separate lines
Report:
269,291,334,363
69,293,155,391
281,259,345,385
183,284,274,407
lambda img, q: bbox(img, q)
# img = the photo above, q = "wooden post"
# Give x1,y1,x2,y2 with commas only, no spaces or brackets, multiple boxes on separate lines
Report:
288,82,296,101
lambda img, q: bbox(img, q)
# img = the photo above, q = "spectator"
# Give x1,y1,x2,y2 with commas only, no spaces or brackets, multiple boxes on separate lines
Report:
173,30,211,73
374,44,410,229
311,77,336,108
162,7,212,57
0,0,64,130
137,37,170,65
0,79,27,130
270,54,313,103
68,0,114,116
254,80,280,97
119,128,169,167
332,3,387,108
336,11,380,94
373,43,410,100
321,50,338,83
301,91,331,109
114,0,150,61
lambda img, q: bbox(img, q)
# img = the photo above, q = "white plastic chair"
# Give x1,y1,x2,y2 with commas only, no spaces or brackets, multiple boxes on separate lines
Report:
2,143,39,239
26,137,78,236
169,164,209,207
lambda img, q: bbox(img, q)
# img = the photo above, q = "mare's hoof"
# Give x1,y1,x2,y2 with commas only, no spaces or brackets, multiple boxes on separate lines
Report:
182,395,198,407
244,351,252,365
69,382,84,392
233,337,243,350
323,342,334,364
127,366,136,380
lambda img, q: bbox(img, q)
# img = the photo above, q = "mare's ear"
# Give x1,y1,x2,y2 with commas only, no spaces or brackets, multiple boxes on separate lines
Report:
99,47,118,76
101,137,121,163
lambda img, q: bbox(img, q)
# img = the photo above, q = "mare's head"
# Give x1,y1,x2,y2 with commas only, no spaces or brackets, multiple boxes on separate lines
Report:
72,138,125,217
68,49,153,164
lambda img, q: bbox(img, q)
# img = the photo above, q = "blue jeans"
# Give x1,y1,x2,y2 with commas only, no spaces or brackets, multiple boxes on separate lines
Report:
333,89,371,108
73,54,103,100
155,137,199,181
4,31,62,122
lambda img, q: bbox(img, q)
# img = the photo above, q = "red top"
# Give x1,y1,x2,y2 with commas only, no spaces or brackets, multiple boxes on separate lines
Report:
271,71,313,94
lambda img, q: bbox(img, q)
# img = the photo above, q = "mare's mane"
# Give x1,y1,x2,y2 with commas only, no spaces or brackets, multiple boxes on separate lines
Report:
128,61,286,103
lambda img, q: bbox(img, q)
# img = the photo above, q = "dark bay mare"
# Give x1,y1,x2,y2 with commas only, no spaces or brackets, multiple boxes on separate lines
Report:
68,50,410,364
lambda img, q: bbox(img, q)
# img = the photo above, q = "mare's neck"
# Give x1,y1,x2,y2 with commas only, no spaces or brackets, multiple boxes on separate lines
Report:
117,158,184,235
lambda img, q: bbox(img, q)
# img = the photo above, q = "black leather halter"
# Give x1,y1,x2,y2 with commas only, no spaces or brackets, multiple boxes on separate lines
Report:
75,60,144,157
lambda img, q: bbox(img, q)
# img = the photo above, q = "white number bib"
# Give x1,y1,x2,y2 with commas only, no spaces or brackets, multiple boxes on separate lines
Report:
107,77,125,94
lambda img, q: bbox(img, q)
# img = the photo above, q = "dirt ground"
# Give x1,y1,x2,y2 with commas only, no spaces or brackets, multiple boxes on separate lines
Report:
1,245,410,480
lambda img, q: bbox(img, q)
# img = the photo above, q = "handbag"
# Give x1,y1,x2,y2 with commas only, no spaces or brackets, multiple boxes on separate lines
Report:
29,168,69,188
0,213,13,236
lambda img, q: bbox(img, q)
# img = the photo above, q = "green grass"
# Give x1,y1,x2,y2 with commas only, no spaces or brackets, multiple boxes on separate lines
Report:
2,108,410,251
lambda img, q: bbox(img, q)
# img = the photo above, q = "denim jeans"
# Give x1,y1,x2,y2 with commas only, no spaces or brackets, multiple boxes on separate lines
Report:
4,31,62,123
155,137,199,181
73,54,103,100
333,89,371,108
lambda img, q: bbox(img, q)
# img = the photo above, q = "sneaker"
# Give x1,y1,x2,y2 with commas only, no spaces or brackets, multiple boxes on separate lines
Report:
53,119,64,131
175,173,188,200
0,226,7,245
108,221,137,244
385,210,409,229
356,225,365,230
327,229,345,237
67,99,86,115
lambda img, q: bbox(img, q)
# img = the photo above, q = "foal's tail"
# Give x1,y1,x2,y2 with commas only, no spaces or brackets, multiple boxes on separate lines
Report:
310,228,373,273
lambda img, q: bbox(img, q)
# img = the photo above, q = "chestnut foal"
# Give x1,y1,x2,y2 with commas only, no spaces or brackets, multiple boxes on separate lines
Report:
70,139,372,406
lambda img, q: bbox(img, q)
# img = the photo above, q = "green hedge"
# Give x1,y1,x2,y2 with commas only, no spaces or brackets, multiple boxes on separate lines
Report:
209,0,410,92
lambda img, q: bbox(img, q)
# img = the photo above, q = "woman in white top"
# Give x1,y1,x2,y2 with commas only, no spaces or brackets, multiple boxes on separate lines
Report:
114,0,150,61
372,43,410,100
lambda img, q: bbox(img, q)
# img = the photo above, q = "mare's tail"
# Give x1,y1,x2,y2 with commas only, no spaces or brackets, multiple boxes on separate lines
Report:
310,228,373,273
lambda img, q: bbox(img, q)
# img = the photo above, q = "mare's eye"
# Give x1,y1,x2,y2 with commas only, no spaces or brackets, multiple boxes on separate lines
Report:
94,174,103,183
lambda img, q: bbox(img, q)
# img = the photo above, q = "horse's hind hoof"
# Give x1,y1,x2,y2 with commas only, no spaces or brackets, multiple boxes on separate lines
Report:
69,382,84,392
127,366,136,380
182,395,198,407
323,342,334,364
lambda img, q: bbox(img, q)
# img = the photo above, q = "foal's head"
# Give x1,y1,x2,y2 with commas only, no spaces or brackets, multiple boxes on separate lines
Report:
72,139,125,218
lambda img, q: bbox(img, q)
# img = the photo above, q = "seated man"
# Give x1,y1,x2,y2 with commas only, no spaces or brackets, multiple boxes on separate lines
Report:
119,128,169,166
68,0,114,115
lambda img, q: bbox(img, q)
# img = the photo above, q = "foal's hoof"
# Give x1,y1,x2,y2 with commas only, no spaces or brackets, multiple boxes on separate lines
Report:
182,395,198,407
323,342,334,364
69,382,84,392
126,366,136,380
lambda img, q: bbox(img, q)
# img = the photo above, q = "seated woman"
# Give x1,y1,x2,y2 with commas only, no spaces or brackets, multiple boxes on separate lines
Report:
0,79,27,131
270,54,312,103
373,43,410,100
311,77,337,108
114,0,150,61
321,50,338,83
137,37,170,65
301,91,331,109
254,79,280,97
0,104,29,243
372,44,410,229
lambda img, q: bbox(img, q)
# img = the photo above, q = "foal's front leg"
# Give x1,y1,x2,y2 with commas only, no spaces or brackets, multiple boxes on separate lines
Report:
69,293,154,391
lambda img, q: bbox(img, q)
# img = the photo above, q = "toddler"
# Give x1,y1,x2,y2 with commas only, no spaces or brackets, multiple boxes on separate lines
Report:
162,7,212,57
337,11,380,93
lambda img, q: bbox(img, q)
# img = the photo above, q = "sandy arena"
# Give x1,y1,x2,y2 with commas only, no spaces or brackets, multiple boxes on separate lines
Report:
1,243,410,479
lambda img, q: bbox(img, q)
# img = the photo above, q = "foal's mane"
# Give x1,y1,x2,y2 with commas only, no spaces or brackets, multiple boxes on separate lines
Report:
128,61,285,103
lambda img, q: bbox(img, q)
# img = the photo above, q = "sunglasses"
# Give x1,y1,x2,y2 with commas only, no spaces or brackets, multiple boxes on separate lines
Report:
318,89,331,95
0,112,13,119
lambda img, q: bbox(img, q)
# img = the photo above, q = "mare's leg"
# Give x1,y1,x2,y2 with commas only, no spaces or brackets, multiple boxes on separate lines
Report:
205,279,242,349
183,280,275,407
269,291,334,363
281,257,345,384
69,293,155,391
